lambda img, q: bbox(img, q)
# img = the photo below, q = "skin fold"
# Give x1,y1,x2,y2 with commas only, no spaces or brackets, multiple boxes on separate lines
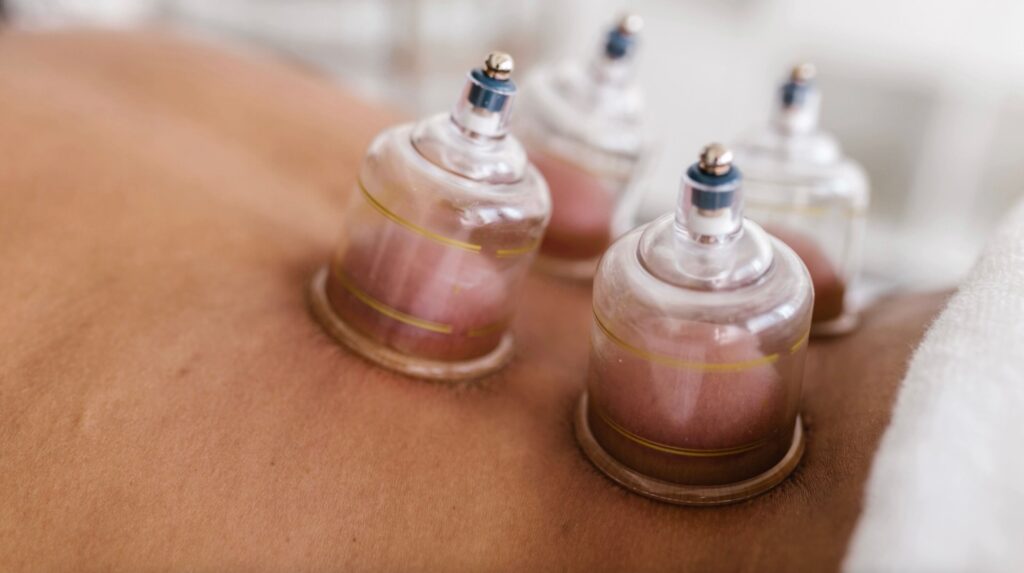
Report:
0,30,948,572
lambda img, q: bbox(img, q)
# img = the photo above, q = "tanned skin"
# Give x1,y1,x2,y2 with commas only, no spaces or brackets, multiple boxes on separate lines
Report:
0,30,947,572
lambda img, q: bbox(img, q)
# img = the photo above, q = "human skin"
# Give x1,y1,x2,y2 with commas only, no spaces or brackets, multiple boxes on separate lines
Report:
532,151,615,260
0,30,948,572
765,225,846,323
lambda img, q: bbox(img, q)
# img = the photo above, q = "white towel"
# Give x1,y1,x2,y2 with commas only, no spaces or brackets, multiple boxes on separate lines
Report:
844,198,1024,572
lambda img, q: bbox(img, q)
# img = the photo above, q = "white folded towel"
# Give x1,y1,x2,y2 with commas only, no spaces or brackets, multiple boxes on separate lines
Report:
844,198,1024,572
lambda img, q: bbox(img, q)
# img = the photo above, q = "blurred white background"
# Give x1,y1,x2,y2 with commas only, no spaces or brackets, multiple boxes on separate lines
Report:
10,0,1024,291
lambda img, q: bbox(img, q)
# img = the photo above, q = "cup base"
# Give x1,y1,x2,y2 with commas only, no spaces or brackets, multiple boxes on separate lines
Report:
533,253,600,282
574,392,805,506
307,266,514,382
811,312,860,338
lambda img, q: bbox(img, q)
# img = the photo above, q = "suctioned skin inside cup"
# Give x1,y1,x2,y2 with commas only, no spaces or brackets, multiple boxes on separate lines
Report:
532,152,615,261
764,225,845,323
586,317,806,486
326,234,510,362
322,175,544,365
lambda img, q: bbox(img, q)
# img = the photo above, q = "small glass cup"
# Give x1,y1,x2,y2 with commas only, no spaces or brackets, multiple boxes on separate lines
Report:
734,64,869,336
515,15,647,280
309,53,550,381
575,144,813,505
